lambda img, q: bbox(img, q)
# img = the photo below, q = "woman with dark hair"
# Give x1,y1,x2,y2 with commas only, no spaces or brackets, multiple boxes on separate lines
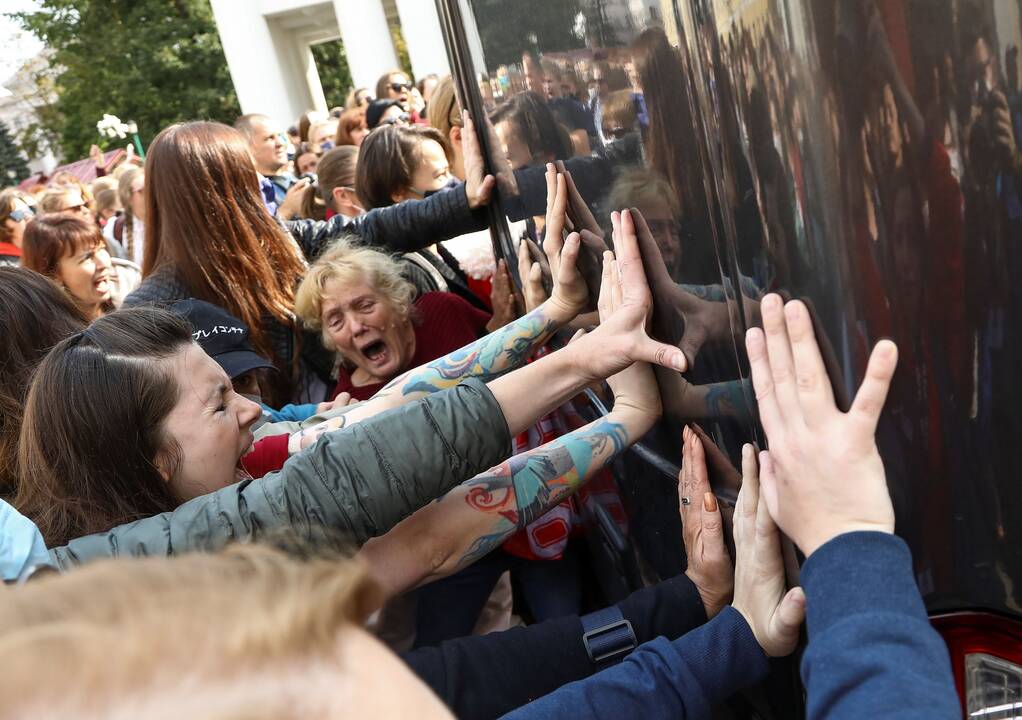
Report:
21,213,114,320
0,266,87,499
122,120,497,397
490,92,572,170
355,124,505,314
19,213,687,568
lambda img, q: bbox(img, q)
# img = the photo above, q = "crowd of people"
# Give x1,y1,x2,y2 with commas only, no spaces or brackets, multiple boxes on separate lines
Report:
0,56,962,719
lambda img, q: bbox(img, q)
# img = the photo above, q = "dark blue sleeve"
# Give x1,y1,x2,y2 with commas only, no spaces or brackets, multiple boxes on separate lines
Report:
500,607,768,720
800,532,960,720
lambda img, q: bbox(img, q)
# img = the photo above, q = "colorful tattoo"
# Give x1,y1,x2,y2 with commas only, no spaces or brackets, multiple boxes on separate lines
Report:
390,306,558,398
455,418,628,565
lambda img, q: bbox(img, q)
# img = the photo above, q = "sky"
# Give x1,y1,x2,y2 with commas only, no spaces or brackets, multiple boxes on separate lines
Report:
0,0,44,92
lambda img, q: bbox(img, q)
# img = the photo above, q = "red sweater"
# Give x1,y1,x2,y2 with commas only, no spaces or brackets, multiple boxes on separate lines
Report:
241,292,490,478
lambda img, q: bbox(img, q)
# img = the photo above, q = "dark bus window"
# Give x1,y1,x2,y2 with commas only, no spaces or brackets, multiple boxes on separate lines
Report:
442,0,1022,714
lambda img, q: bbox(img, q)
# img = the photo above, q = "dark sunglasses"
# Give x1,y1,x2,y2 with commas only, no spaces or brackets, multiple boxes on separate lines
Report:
604,126,631,140
9,208,34,222
389,82,413,92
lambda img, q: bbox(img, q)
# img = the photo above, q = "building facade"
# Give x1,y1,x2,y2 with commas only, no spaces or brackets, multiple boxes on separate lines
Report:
209,0,451,129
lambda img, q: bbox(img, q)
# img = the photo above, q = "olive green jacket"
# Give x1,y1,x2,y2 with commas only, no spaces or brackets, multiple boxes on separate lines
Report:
49,380,510,569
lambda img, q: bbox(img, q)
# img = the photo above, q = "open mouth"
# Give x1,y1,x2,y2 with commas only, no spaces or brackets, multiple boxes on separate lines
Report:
360,339,389,364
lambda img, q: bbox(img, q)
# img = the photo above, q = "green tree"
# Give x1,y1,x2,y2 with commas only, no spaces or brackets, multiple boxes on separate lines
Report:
11,0,241,160
0,121,31,185
310,39,353,109
468,0,585,68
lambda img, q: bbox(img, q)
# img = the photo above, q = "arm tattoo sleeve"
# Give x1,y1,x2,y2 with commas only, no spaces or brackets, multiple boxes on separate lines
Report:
455,418,628,566
380,304,559,399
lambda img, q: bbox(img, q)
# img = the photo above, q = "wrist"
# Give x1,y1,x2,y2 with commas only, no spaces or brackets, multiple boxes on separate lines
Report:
541,296,581,328
801,521,895,558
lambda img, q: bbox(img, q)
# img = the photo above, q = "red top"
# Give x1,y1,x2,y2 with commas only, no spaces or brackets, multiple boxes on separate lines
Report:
0,241,21,260
240,431,290,480
241,292,490,479
330,292,490,402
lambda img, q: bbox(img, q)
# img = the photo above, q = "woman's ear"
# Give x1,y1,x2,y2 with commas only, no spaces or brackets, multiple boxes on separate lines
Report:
331,186,347,210
391,189,411,204
153,451,173,484
450,126,463,146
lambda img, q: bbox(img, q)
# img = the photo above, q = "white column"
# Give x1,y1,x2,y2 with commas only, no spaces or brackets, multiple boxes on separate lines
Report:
332,0,400,91
209,0,305,129
394,0,451,79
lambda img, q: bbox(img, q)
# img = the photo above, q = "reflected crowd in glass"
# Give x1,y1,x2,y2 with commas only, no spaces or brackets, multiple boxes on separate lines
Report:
459,0,1022,628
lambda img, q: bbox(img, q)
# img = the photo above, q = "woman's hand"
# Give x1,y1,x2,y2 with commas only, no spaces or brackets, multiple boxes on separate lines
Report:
731,444,805,657
630,208,734,369
575,209,687,382
486,259,518,332
543,166,589,318
600,249,660,419
278,177,312,220
517,237,548,312
461,111,496,209
746,295,897,557
680,426,733,618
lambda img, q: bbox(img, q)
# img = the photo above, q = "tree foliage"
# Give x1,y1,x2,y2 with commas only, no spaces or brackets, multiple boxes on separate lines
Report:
310,39,353,109
0,121,31,185
468,0,585,68
12,0,241,160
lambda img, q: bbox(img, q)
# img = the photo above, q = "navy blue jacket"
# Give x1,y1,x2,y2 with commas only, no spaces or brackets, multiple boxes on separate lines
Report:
505,532,960,719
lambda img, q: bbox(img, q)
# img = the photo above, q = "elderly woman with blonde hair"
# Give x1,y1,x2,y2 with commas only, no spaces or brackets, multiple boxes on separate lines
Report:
296,239,509,402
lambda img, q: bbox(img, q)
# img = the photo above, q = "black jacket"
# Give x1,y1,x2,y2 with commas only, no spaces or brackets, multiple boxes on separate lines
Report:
402,573,707,720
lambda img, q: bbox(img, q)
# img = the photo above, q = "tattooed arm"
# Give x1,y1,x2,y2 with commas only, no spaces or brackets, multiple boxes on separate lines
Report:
357,362,659,600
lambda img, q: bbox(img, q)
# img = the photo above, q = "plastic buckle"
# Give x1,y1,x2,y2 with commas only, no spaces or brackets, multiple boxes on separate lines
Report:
582,615,637,665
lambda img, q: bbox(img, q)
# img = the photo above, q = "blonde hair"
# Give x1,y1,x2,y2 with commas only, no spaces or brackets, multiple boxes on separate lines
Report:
117,167,144,259
606,168,680,219
295,240,415,350
426,75,462,137
0,544,377,719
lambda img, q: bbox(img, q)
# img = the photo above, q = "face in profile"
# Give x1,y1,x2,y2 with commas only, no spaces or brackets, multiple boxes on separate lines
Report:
159,343,263,499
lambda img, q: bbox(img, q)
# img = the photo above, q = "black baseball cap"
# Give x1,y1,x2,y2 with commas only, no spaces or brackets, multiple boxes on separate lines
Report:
366,99,402,129
171,298,276,380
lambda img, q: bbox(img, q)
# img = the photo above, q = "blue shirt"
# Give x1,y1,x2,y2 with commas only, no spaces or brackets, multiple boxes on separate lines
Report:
505,532,959,719
1,498,50,581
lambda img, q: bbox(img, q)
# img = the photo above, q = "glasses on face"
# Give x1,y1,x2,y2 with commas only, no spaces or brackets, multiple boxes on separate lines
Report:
9,207,34,222
379,113,411,127
389,82,413,93
604,126,631,140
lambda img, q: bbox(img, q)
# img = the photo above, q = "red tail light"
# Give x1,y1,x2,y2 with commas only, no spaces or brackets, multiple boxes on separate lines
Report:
933,612,1022,719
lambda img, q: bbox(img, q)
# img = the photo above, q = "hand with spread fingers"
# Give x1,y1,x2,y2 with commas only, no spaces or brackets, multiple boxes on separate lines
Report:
629,208,737,370
679,426,733,618
581,209,687,378
745,294,898,557
732,444,805,657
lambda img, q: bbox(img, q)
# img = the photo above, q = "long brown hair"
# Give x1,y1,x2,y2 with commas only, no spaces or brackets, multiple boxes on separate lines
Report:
631,28,707,224
16,307,192,546
0,267,87,499
142,122,306,360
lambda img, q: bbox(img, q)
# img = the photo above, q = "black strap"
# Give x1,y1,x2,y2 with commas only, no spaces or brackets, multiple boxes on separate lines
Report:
580,605,637,667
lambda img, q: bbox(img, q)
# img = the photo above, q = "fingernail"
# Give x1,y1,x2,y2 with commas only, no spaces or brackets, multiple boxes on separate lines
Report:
742,443,752,458
703,492,717,512
672,353,686,371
